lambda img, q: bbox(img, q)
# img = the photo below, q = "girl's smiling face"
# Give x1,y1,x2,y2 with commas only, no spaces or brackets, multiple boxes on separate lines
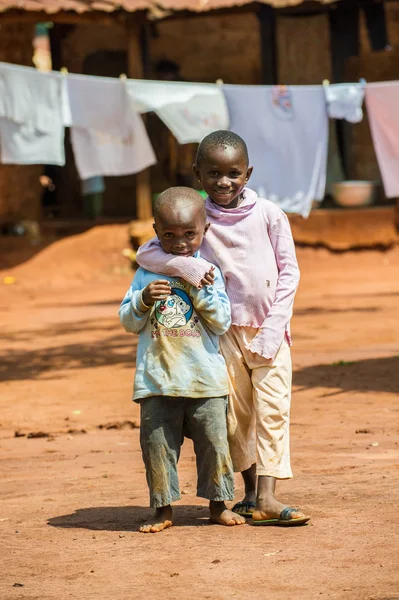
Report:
194,145,253,209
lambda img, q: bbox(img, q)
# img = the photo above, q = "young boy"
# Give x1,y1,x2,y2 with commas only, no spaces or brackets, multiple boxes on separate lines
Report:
136,131,310,526
119,187,246,533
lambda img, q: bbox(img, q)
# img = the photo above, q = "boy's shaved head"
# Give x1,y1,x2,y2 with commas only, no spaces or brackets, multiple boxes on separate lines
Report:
154,187,206,224
195,130,249,166
153,187,209,256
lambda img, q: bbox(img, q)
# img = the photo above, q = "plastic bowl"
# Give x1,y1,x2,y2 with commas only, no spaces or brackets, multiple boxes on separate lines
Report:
332,181,376,208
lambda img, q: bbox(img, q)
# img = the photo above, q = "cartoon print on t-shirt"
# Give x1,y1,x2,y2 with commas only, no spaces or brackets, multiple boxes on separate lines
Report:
155,288,193,329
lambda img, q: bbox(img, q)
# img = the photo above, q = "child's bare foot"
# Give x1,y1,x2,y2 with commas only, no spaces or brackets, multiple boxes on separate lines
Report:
139,505,173,533
209,501,246,526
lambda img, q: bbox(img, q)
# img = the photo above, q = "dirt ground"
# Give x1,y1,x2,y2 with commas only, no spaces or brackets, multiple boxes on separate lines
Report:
1,225,398,600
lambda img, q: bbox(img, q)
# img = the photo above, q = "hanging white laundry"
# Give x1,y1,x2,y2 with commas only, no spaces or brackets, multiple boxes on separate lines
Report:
67,74,156,179
0,118,65,166
324,82,365,123
70,118,156,180
366,81,399,198
60,76,72,128
67,74,128,136
0,62,66,165
126,79,229,144
223,85,329,218
126,79,223,112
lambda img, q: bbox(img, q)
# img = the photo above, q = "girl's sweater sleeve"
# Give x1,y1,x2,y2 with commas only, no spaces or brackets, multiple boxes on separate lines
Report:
119,270,151,334
136,238,210,288
247,211,300,360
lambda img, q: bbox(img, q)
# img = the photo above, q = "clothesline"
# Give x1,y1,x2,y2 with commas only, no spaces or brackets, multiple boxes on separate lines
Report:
0,60,397,218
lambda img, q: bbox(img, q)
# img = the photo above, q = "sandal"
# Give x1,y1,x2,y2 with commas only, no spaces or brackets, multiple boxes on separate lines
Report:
232,501,256,518
252,506,310,527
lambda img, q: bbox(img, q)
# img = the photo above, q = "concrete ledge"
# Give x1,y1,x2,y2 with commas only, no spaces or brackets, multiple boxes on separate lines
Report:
288,206,397,251
115,206,399,253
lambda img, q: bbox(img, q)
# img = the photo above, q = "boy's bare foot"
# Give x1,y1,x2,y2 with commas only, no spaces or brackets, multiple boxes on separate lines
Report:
209,501,246,526
139,505,173,533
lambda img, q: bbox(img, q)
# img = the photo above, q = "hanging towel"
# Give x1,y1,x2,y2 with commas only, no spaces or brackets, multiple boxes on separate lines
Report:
366,81,399,198
0,118,64,166
70,116,156,180
223,84,329,218
67,74,128,136
0,62,65,165
126,79,229,144
67,74,156,179
324,82,365,123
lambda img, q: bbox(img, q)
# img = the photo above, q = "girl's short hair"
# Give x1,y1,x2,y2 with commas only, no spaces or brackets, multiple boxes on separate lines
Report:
196,130,249,166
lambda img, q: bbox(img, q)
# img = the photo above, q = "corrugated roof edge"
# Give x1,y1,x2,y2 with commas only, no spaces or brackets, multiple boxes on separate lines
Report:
0,0,338,15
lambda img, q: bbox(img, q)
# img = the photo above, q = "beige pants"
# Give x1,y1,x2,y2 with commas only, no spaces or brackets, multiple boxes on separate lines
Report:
220,326,293,479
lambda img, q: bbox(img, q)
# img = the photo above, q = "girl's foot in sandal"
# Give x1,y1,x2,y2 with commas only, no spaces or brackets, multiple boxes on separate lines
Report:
252,506,310,526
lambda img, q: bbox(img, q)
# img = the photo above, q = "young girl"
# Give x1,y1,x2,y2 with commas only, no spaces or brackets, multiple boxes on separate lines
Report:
136,130,310,526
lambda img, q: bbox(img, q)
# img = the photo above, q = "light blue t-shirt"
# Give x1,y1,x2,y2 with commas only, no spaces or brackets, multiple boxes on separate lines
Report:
119,258,231,401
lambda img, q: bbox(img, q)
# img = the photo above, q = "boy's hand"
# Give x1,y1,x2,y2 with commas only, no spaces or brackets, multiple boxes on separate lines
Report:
198,266,215,289
142,280,171,307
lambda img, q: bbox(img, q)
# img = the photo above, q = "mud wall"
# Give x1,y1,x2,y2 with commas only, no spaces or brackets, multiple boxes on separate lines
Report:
0,24,42,223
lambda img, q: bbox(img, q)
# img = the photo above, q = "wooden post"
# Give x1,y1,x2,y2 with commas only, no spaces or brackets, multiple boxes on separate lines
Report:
328,5,353,179
258,5,277,85
127,14,153,221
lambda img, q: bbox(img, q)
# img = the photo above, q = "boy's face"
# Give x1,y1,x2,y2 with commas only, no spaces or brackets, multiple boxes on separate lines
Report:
154,204,209,256
194,146,253,209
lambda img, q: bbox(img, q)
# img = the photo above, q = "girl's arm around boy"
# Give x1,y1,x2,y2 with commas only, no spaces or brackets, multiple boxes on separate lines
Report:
190,266,231,336
136,239,209,289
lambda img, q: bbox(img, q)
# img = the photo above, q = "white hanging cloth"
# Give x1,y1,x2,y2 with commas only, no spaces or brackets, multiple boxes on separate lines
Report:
126,79,229,144
223,84,329,218
324,82,365,123
67,74,156,179
0,61,66,166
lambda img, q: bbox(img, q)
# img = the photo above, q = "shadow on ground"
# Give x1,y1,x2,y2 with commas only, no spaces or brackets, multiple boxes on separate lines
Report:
294,306,380,316
0,228,98,271
294,355,399,394
1,318,119,343
0,319,137,382
0,237,54,271
48,505,211,532
36,299,125,309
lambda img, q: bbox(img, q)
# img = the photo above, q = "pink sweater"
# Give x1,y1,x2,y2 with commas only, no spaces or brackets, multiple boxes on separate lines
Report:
136,188,300,360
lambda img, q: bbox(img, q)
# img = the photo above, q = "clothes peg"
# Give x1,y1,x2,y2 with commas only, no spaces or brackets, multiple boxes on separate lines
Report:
60,67,68,74
119,73,127,81
322,79,330,87
216,79,224,85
